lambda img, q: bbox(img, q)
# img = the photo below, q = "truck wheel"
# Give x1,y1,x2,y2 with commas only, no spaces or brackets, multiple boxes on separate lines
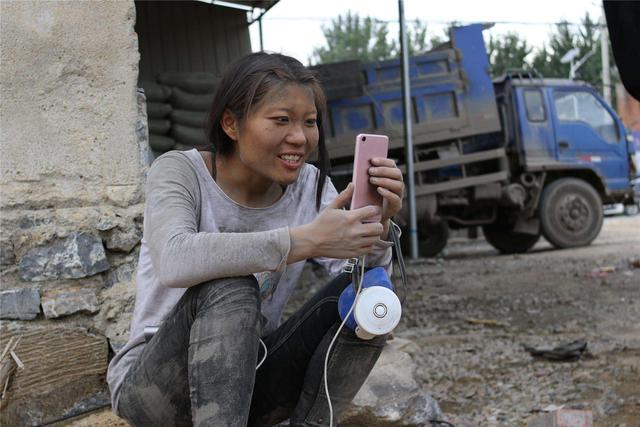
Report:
482,218,540,254
624,203,639,216
539,178,603,248
418,221,449,257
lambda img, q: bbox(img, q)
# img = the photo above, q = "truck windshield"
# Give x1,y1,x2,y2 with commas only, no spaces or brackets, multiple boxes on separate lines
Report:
553,90,619,143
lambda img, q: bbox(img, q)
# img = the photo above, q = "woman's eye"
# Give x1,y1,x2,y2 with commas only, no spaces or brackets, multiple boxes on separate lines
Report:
273,116,289,124
305,118,317,126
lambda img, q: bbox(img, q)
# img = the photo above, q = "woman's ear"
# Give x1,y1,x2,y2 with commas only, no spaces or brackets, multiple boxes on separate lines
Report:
221,109,239,141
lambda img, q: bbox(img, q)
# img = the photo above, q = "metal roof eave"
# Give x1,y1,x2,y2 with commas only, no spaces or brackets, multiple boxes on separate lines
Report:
196,0,279,13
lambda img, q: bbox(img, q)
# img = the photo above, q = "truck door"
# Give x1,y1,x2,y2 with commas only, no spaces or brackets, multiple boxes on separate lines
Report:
550,88,630,191
515,87,556,165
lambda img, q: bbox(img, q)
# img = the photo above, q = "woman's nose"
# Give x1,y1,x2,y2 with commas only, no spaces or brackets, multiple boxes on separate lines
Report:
286,124,306,145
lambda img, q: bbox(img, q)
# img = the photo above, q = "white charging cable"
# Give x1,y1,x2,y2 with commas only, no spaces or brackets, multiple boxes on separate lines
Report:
323,254,366,427
256,338,268,370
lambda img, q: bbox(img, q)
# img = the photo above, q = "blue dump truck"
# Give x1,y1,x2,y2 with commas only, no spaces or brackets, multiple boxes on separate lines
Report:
315,24,638,256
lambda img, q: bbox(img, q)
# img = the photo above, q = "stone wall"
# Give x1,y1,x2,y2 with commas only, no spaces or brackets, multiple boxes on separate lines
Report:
0,1,146,424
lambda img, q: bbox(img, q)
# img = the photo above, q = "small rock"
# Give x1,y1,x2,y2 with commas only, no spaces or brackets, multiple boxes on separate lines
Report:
0,288,40,320
104,262,136,288
95,216,118,232
104,225,141,253
19,232,110,281
0,237,16,266
94,279,136,349
42,287,99,318
342,340,443,426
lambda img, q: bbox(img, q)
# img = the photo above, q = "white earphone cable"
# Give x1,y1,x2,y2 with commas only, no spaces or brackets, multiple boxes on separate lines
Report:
324,254,366,427
256,338,268,370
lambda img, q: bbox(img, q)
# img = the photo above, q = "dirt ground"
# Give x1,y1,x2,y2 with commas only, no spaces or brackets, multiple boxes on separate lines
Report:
388,215,640,426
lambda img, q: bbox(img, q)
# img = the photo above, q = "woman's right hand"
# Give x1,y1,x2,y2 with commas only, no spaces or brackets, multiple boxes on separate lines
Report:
288,183,384,263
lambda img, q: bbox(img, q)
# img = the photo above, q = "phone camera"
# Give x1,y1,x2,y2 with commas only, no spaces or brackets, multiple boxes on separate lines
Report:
362,136,367,142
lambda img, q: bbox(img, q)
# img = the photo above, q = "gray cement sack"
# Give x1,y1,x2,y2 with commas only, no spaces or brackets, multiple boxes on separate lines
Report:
171,88,214,112
171,123,208,146
149,133,176,152
149,119,171,135
158,72,220,94
140,81,172,102
147,102,172,119
170,110,208,128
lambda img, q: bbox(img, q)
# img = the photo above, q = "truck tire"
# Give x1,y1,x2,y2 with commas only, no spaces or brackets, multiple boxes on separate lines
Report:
417,221,449,257
624,203,639,216
482,217,540,254
539,178,603,248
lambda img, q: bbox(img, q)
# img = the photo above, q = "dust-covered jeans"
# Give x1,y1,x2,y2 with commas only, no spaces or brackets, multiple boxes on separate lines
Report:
117,273,386,426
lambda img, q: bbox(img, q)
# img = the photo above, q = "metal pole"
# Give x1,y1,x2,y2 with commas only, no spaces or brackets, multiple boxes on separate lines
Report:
398,0,419,259
259,15,264,51
600,9,611,105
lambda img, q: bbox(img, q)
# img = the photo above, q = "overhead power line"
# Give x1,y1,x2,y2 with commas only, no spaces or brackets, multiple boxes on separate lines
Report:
258,16,601,27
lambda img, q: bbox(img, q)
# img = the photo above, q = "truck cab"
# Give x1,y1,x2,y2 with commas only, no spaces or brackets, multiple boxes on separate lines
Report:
476,74,637,253
504,76,636,200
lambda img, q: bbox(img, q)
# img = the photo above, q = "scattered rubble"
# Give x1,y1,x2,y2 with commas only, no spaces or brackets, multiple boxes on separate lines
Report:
523,339,590,361
343,338,443,426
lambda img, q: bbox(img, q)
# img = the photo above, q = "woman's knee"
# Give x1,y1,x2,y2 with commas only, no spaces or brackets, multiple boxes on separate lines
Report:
189,276,261,321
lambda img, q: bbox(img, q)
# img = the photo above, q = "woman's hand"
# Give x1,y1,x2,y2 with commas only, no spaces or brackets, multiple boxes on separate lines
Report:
288,184,384,262
369,157,404,233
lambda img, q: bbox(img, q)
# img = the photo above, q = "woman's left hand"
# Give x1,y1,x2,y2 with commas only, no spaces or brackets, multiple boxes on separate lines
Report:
369,157,404,227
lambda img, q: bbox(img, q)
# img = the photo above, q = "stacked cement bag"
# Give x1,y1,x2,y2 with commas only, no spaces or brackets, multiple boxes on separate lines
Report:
141,81,175,152
158,72,220,152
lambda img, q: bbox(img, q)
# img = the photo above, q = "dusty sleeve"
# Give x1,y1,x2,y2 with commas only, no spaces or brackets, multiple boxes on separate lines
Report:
143,153,290,288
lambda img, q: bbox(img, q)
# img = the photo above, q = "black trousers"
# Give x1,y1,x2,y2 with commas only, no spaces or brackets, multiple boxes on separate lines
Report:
117,273,387,426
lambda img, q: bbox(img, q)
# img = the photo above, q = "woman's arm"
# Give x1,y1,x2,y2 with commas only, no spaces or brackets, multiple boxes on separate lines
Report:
144,153,290,288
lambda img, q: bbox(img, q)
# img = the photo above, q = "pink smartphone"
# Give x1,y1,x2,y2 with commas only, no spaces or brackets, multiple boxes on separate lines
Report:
350,133,389,221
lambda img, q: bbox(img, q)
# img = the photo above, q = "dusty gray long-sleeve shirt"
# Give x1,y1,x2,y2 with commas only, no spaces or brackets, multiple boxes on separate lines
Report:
106,149,393,411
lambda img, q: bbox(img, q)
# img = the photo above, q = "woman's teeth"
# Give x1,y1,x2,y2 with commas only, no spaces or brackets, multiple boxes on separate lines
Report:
280,155,301,163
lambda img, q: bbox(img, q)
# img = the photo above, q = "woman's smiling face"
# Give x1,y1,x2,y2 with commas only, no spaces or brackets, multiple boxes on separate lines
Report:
224,83,320,186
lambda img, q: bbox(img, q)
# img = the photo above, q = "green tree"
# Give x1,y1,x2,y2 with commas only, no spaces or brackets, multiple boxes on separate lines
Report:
532,13,616,92
531,20,578,79
487,32,533,77
311,13,431,64
312,12,394,63
406,19,429,55
486,13,617,106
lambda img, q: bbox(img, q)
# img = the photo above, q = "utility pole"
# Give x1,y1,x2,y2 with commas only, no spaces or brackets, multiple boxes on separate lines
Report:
398,0,419,259
600,8,611,105
258,16,264,51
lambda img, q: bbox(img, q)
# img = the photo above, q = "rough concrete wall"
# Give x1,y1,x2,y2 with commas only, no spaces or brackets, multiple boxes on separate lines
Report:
0,1,146,424
0,0,145,209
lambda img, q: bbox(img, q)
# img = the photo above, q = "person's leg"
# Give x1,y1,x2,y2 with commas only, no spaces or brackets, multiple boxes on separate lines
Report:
248,273,387,427
289,326,386,427
117,276,262,427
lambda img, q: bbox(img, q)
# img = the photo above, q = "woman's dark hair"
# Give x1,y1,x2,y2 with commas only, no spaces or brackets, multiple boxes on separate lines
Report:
207,52,330,210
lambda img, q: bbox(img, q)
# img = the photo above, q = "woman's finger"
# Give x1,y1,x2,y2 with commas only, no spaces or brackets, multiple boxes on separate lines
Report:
356,222,385,238
378,187,402,212
370,157,397,168
370,177,404,196
368,166,403,181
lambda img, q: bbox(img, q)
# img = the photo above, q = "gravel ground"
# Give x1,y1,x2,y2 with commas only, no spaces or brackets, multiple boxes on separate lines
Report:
400,215,640,426
290,215,640,426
